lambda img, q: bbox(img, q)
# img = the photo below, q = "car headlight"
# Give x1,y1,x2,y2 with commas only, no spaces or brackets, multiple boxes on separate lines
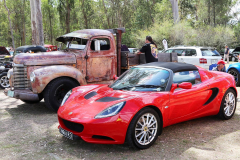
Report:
61,90,72,106
30,72,36,82
95,101,126,119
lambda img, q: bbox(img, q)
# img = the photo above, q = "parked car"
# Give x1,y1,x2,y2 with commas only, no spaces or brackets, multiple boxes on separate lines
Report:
58,62,237,149
0,61,12,89
44,44,58,52
230,47,240,62
14,45,46,56
163,46,222,70
0,46,11,63
128,48,138,54
226,62,240,86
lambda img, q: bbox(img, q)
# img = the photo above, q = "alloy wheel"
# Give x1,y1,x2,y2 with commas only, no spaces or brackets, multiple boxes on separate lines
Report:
135,113,158,145
228,69,238,84
224,92,235,117
0,75,10,88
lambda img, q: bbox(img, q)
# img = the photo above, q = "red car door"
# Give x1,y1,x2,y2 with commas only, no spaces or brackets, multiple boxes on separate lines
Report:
168,71,212,120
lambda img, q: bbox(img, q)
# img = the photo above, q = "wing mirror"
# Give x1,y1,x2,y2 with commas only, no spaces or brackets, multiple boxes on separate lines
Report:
170,82,192,92
113,75,118,80
94,40,100,51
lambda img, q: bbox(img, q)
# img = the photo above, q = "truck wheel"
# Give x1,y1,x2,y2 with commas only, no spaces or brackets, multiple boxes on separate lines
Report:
44,77,79,112
0,73,10,89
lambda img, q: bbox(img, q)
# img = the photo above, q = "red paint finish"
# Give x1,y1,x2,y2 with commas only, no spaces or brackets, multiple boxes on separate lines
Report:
57,66,237,145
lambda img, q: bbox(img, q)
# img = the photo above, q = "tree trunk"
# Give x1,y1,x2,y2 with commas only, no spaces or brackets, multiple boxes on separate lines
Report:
81,0,88,28
30,0,44,46
102,0,110,28
22,0,26,45
170,0,179,23
208,0,210,25
66,0,71,33
4,0,15,50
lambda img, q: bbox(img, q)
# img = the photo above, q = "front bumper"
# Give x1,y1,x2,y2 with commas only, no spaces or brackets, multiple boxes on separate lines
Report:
58,115,129,144
4,88,40,101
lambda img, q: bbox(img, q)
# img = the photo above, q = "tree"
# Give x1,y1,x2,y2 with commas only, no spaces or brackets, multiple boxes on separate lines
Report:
170,0,179,23
30,0,44,46
3,0,15,50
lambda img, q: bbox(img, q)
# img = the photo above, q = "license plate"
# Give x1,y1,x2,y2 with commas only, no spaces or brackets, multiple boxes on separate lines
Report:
211,59,217,64
59,127,73,140
7,90,14,97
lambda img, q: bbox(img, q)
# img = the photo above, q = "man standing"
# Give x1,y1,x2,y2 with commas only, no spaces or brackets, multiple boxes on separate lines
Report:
136,36,158,63
212,60,226,72
224,45,229,64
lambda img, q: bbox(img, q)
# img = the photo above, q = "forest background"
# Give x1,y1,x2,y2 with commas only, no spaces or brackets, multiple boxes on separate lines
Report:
0,0,240,51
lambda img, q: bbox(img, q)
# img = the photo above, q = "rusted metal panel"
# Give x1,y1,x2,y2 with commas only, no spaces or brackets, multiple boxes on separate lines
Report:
13,51,76,66
56,29,114,43
30,65,87,94
86,35,116,83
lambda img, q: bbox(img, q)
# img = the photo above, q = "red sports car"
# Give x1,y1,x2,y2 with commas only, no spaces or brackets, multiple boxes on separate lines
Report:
57,62,237,149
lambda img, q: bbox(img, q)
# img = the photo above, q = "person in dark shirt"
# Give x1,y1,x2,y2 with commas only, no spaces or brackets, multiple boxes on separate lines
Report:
224,45,230,64
136,36,158,63
212,60,226,72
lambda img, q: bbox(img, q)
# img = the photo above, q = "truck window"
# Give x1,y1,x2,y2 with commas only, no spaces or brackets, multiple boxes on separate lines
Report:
91,38,110,51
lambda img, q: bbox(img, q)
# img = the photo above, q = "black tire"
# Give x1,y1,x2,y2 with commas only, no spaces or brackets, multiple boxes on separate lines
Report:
43,77,79,112
126,107,160,149
0,73,10,89
21,94,43,104
218,88,237,120
228,69,240,86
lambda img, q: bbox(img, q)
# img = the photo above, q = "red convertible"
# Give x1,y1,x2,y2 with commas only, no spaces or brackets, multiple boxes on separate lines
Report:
58,62,237,149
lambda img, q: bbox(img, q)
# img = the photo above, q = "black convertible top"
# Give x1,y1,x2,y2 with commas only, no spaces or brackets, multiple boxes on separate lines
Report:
137,62,198,73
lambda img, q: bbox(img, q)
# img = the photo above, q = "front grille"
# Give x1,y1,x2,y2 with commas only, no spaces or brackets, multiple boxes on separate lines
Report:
62,118,84,132
13,65,30,89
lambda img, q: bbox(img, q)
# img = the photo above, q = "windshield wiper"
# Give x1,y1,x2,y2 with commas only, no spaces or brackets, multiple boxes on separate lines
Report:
133,84,162,88
116,85,162,90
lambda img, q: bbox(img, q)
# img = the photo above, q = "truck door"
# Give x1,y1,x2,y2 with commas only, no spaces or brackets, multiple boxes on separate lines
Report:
86,36,117,82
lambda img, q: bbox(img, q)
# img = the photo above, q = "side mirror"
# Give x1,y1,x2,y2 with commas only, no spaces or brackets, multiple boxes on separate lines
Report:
113,75,118,80
170,82,192,92
94,40,100,51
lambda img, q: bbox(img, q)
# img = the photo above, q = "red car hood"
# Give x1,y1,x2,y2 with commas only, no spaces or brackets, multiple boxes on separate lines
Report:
58,84,148,121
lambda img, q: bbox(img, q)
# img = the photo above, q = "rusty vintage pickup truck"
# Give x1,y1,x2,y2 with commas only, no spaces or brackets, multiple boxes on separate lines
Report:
4,28,145,111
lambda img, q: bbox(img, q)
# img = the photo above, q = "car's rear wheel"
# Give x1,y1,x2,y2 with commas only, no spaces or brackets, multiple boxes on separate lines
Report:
228,69,240,86
126,107,160,149
0,73,10,89
218,88,236,120
44,77,79,112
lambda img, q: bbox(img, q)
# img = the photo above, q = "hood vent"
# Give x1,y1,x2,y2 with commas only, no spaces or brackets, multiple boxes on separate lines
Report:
96,97,122,102
84,91,98,99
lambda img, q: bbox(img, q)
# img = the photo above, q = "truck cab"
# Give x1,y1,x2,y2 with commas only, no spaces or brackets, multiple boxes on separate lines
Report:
4,28,142,112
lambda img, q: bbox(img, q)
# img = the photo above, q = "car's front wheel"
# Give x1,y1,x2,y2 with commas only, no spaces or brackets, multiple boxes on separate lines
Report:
228,69,240,86
126,107,160,149
218,88,236,120
0,73,10,89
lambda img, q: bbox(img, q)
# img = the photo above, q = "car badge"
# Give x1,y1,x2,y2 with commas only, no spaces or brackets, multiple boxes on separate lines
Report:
68,112,73,115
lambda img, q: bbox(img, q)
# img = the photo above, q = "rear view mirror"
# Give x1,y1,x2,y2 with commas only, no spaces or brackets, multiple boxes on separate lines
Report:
113,75,118,80
170,82,192,92
94,40,100,51
178,82,192,89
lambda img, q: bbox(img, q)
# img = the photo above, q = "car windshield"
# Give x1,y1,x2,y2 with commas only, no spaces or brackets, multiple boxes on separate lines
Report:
110,67,170,92
201,49,220,56
60,37,88,50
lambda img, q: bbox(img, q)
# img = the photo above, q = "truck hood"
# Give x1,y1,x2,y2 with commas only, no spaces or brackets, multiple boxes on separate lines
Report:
13,51,76,66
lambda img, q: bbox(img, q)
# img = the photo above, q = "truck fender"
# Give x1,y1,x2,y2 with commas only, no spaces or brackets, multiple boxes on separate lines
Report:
31,65,87,94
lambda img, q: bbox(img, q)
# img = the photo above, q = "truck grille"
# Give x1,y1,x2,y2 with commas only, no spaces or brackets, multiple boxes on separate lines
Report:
13,65,30,89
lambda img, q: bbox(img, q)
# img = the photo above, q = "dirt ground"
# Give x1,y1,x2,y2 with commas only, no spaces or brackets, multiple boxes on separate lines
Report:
1,87,240,160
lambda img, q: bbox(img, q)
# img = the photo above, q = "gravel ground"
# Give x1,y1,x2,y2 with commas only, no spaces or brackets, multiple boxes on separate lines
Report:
1,87,240,160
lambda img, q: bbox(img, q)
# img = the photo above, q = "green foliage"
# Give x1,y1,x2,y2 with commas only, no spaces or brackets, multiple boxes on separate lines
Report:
0,0,239,51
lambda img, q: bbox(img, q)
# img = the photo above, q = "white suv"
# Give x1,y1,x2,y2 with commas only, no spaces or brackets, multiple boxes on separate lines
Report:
163,46,222,70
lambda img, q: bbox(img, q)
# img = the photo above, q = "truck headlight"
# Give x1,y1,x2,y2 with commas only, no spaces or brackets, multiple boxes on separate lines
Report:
30,72,36,82
95,101,126,119
61,90,72,106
